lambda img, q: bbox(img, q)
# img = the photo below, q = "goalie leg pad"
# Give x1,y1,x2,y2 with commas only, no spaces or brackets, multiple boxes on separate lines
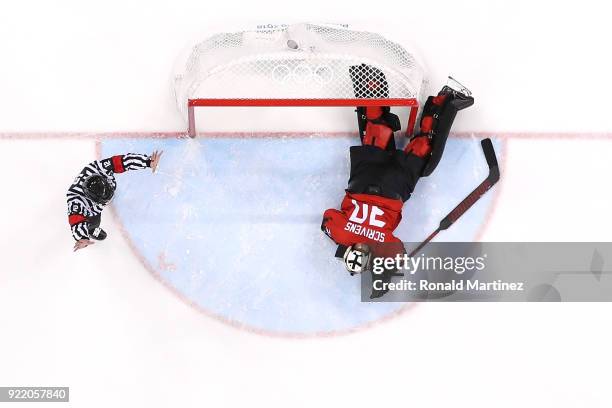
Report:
420,100,460,176
363,122,394,150
419,94,448,135
370,106,401,133
365,106,384,120
357,106,401,150
404,135,432,158
417,86,474,177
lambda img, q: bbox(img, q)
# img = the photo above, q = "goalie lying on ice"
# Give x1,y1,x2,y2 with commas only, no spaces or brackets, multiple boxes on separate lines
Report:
320,82,473,295
66,151,163,252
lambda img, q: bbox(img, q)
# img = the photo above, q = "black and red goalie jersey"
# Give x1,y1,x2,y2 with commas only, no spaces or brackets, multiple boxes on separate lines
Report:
321,86,474,273
322,192,403,246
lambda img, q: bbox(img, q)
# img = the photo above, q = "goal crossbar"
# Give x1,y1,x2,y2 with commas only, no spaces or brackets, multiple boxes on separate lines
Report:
187,98,419,138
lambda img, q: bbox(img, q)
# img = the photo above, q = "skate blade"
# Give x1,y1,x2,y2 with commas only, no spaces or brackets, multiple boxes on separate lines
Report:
447,76,472,96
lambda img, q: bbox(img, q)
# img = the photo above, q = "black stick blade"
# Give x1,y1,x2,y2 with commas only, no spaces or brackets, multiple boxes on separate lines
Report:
481,138,500,183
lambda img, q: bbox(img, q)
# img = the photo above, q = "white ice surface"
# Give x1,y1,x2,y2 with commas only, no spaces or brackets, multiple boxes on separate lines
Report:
1,1,612,407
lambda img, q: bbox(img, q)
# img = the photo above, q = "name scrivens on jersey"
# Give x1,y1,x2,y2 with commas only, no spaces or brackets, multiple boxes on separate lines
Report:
67,153,151,241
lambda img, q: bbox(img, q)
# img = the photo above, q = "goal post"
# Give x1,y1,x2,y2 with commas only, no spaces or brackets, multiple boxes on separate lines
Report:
175,23,425,138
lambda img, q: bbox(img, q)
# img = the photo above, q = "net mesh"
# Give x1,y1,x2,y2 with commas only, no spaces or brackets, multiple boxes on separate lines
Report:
174,23,425,118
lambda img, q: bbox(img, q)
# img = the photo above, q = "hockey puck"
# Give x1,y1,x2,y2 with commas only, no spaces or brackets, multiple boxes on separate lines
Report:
287,39,299,50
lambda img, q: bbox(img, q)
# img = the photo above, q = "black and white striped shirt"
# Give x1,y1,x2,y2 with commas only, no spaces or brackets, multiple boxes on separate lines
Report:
67,153,151,241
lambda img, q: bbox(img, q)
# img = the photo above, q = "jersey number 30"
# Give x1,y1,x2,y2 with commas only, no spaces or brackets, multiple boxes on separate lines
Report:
348,199,386,228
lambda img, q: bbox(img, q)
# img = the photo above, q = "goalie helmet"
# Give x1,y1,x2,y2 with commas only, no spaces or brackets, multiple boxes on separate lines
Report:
82,174,115,205
343,243,372,275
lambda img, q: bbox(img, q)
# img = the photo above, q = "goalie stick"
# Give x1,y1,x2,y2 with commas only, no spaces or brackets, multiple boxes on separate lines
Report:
407,138,500,257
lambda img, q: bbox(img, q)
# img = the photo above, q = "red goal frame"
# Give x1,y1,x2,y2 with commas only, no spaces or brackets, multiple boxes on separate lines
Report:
187,98,419,138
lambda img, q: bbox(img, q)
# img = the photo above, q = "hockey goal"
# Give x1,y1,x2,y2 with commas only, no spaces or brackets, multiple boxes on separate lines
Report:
174,23,425,138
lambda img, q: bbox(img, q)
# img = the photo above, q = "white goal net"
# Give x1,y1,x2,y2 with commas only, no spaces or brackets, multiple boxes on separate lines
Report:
173,23,425,136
